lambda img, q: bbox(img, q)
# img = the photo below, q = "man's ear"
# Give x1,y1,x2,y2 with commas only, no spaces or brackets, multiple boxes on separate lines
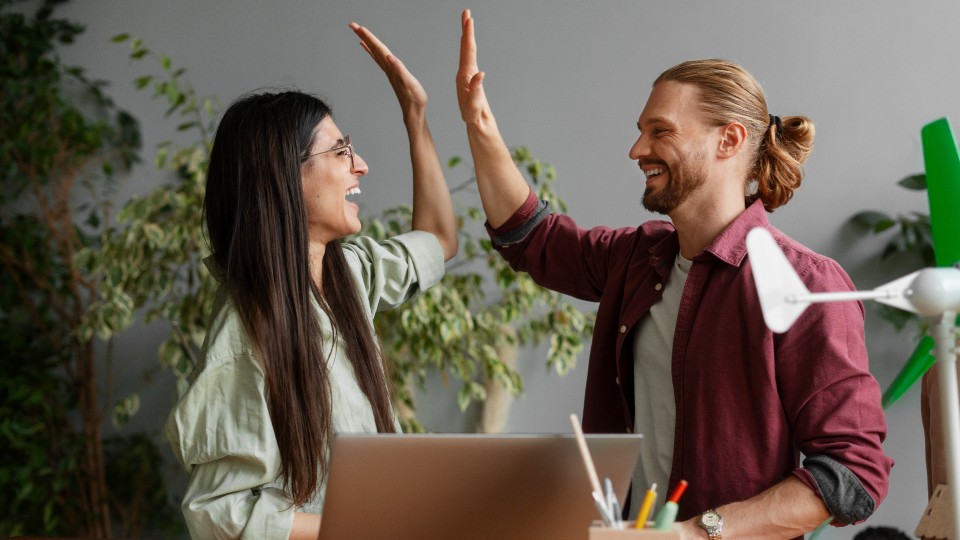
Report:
717,122,747,159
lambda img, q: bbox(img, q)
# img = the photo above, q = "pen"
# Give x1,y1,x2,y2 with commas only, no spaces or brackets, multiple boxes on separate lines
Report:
653,479,688,530
603,477,623,529
633,482,657,529
592,489,616,527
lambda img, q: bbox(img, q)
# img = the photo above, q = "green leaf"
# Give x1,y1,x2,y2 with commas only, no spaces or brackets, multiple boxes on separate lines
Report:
155,146,170,168
111,394,141,428
897,173,926,191
447,156,462,169
144,223,164,243
134,75,152,89
203,98,216,117
111,33,130,43
164,83,180,104
873,219,896,233
457,389,471,411
849,210,893,231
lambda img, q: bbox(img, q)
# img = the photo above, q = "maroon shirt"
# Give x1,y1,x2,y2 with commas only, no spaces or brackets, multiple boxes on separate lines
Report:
490,194,892,524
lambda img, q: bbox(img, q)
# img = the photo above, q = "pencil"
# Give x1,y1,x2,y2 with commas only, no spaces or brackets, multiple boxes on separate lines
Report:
634,482,657,529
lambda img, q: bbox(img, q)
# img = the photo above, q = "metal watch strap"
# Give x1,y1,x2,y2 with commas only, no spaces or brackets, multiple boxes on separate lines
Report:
699,509,723,540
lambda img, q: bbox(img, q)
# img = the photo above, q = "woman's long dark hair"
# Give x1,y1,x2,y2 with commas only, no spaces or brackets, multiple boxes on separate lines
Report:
204,91,396,507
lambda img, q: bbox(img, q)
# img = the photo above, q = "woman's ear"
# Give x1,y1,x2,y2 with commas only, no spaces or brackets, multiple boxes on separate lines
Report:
717,122,747,159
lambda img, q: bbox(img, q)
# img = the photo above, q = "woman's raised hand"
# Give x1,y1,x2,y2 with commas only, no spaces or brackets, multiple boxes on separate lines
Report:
350,22,427,114
349,21,458,261
457,9,488,125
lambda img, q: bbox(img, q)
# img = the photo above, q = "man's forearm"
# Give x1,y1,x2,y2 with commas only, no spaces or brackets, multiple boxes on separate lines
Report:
676,476,830,540
457,9,531,229
465,116,531,229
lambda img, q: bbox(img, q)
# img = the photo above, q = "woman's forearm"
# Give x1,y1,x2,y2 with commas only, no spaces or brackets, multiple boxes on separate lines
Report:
406,109,458,260
290,512,321,540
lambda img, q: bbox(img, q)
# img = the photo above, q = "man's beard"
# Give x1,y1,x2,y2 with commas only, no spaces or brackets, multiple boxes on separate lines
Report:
641,150,708,215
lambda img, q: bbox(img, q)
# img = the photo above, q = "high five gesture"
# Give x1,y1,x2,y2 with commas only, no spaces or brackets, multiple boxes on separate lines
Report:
455,9,532,228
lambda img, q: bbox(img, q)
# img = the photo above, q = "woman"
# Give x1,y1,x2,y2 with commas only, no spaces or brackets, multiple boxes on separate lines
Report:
165,23,457,540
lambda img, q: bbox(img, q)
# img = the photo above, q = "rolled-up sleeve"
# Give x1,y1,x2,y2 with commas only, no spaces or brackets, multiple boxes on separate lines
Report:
777,257,893,524
165,354,295,540
343,231,444,313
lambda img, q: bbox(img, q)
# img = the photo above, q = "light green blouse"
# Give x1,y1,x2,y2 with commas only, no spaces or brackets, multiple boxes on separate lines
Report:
164,231,444,540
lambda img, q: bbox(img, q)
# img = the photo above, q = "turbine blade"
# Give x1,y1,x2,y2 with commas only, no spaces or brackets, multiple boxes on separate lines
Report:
746,227,810,333
921,118,960,269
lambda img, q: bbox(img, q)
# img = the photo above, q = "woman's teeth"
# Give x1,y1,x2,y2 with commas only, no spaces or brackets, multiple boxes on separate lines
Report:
345,187,361,199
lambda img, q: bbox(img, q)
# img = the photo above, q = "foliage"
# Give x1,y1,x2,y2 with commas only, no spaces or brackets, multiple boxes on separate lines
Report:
0,0,181,536
0,314,78,537
103,433,182,537
364,149,596,432
846,173,933,330
84,33,218,395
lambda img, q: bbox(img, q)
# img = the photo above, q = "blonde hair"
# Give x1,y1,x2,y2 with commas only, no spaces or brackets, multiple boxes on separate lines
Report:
654,59,815,211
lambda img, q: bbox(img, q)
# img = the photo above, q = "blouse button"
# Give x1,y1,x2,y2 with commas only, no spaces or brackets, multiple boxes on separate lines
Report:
619,325,627,334
655,282,663,291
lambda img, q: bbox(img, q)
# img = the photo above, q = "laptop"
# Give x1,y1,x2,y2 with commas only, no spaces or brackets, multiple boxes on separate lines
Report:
318,433,643,540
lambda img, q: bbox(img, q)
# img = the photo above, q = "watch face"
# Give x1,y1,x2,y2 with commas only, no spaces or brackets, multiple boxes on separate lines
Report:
702,512,720,527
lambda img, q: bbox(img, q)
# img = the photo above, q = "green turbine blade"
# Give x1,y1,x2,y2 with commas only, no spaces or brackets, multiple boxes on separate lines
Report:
922,117,960,269
883,118,960,408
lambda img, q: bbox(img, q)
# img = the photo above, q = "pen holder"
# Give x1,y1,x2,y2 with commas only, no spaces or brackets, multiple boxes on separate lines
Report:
588,522,680,539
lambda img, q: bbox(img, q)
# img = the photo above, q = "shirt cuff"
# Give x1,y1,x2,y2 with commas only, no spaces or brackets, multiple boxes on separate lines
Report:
796,454,876,525
485,189,551,246
244,486,297,540
390,230,445,290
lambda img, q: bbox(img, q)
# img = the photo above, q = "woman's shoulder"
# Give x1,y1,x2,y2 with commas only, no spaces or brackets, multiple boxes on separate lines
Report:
342,231,442,266
335,232,444,314
342,232,444,287
199,286,258,366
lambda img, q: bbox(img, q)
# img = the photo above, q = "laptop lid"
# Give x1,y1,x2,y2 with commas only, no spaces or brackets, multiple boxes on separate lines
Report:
318,433,642,540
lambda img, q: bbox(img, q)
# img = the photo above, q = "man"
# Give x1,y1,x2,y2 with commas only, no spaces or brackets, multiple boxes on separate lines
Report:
455,9,892,539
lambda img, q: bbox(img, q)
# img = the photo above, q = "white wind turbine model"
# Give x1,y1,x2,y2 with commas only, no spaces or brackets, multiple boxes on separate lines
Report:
746,226,960,539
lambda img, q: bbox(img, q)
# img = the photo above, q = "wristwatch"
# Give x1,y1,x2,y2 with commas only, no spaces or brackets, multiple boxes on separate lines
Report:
698,509,723,539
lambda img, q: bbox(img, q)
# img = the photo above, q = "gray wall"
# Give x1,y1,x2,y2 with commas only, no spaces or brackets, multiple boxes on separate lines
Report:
53,1,960,537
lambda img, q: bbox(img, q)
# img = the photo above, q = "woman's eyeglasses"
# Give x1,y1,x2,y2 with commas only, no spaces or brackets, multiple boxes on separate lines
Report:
304,135,355,169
